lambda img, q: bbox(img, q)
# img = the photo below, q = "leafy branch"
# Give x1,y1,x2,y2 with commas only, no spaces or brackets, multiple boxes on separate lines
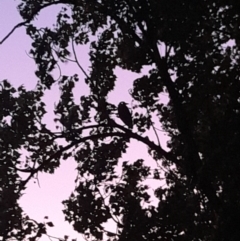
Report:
20,120,175,190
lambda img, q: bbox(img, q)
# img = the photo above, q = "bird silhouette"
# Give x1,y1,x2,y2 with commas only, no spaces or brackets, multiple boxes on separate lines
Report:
117,102,133,129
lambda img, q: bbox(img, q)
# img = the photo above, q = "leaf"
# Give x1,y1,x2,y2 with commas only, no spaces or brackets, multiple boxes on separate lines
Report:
46,222,54,227
106,231,116,237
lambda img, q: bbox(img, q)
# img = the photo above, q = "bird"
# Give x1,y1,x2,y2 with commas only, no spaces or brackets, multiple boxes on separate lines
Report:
117,102,133,129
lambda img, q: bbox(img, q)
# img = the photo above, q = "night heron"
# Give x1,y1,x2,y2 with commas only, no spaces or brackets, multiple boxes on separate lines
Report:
117,102,133,129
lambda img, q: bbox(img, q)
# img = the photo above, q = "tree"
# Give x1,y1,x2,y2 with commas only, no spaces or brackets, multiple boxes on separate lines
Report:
1,0,240,240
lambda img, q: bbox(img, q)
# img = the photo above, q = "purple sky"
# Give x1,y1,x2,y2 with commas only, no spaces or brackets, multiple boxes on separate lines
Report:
0,1,169,240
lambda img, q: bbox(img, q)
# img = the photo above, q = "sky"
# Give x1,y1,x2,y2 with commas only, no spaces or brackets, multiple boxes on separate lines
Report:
0,1,169,240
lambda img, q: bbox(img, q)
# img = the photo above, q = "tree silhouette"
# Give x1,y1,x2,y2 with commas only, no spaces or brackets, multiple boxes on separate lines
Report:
1,0,240,240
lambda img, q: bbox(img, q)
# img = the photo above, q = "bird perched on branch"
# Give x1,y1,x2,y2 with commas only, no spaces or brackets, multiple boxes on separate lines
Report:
117,102,133,129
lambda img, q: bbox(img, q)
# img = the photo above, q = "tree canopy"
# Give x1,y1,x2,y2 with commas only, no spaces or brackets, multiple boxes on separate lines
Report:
1,0,240,240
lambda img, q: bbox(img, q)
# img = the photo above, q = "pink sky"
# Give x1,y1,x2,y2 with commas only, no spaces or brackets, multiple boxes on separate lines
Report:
0,1,169,240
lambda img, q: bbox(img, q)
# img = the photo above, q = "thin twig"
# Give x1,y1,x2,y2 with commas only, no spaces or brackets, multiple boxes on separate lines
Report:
71,39,89,79
0,21,28,45
96,186,121,225
0,1,64,45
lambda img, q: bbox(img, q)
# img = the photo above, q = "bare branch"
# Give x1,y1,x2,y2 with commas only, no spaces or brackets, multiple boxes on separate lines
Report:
0,1,65,45
0,21,29,45
71,39,90,79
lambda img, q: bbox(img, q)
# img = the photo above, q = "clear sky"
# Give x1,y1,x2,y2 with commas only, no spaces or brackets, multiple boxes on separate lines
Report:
0,1,169,240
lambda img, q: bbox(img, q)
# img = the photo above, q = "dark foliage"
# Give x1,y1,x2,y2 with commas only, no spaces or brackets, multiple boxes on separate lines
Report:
1,0,240,240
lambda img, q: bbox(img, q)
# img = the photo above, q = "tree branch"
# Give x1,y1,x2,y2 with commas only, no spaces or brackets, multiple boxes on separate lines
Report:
96,186,121,226
150,43,221,209
0,21,28,45
71,39,90,79
0,1,65,45
89,0,221,209
20,123,175,189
